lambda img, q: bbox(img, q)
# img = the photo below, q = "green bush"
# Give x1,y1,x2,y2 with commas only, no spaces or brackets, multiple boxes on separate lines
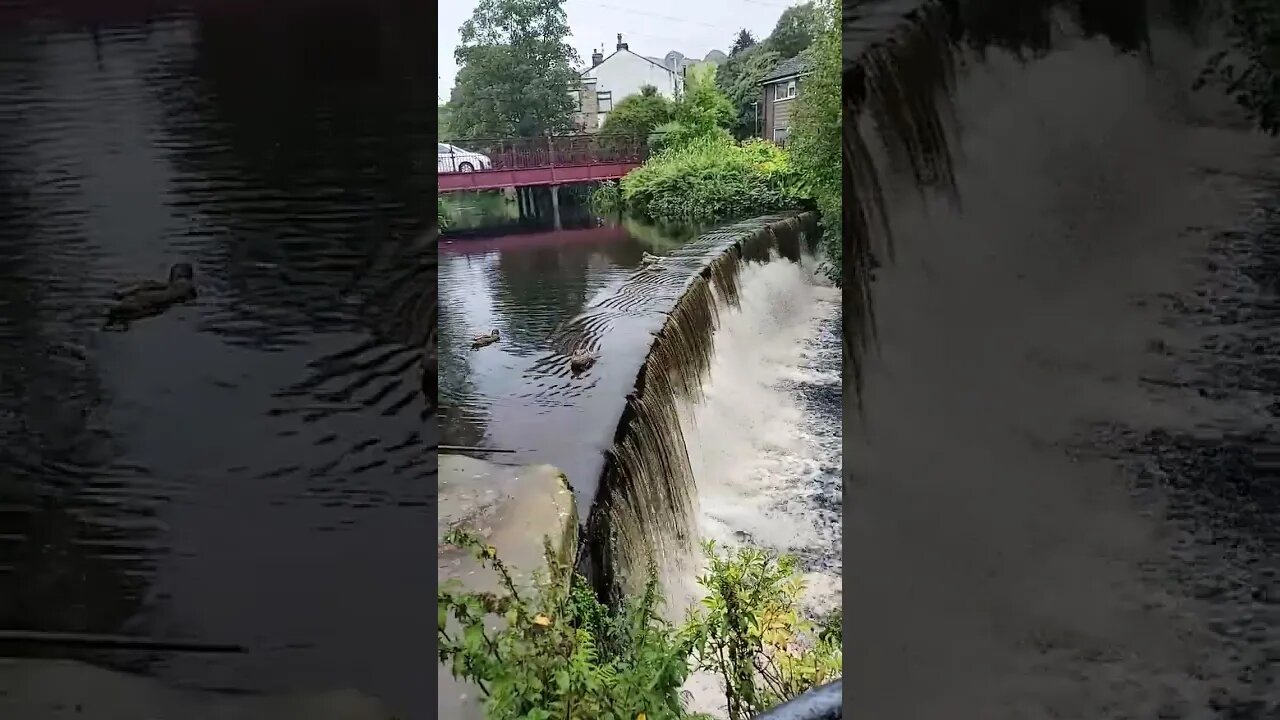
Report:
439,530,693,720
620,136,802,223
588,181,622,215
602,85,675,138
438,530,840,720
684,541,842,720
673,65,735,139
438,196,450,230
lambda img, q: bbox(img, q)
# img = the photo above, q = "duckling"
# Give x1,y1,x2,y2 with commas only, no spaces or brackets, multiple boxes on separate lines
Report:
106,263,197,325
569,348,598,375
471,329,500,349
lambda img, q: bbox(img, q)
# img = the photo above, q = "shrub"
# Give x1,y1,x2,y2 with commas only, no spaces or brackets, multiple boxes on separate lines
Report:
438,530,839,720
588,181,622,215
439,530,694,720
602,85,675,138
438,196,450,230
673,64,735,139
620,136,802,223
683,541,842,720
648,121,732,154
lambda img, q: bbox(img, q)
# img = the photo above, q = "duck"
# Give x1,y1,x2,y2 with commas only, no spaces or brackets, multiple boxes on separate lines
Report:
569,348,598,375
106,263,197,325
641,252,663,266
471,329,500,349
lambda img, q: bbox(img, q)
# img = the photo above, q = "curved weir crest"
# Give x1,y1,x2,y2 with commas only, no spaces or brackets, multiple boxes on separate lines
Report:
535,213,829,599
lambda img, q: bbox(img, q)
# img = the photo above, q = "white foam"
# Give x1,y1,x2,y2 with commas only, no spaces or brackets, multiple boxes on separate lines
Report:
670,256,842,717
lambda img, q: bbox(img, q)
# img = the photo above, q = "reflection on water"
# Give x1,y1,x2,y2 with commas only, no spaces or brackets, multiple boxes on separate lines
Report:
0,2,432,714
438,220,698,499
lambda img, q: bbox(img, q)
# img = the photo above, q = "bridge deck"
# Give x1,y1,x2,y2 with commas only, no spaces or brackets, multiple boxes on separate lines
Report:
438,134,647,192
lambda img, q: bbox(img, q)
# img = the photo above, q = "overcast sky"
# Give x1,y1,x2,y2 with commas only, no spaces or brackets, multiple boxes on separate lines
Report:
438,0,797,102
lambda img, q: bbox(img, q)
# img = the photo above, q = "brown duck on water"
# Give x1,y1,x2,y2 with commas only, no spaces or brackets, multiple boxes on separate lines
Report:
106,263,197,326
569,348,598,375
471,329,500,349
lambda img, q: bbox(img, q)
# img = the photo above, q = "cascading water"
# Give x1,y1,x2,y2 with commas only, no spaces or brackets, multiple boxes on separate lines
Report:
669,248,842,717
580,215,828,603
570,212,840,715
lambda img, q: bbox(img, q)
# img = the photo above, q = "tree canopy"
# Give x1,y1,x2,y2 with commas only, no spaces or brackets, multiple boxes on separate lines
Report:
449,0,580,138
600,85,674,137
730,29,758,56
715,45,782,139
786,0,841,281
765,2,823,59
673,64,735,139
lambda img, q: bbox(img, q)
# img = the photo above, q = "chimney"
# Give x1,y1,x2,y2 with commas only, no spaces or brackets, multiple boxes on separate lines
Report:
591,47,603,65
616,33,628,51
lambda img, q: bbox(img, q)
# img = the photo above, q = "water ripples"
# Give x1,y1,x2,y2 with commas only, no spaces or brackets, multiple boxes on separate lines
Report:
0,6,433,713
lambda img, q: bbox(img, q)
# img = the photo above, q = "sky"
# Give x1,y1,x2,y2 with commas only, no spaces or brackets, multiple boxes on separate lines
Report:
437,0,798,103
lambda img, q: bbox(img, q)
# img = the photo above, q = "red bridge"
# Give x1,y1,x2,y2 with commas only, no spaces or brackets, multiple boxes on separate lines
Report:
437,134,648,193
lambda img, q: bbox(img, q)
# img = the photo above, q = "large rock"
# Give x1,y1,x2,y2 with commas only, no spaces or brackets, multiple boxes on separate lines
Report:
436,456,578,719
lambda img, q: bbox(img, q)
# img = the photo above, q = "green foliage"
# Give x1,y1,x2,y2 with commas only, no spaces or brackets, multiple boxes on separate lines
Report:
438,530,839,720
588,181,622,215
450,0,580,138
439,529,693,720
620,136,802,223
683,541,842,720
1194,0,1280,135
673,65,736,140
438,196,450,231
601,86,674,138
438,104,455,141
715,45,783,139
784,0,842,283
730,29,758,56
764,2,823,59
647,121,728,154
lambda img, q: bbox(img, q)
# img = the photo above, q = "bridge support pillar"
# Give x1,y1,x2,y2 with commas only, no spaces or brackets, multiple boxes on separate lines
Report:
550,184,562,230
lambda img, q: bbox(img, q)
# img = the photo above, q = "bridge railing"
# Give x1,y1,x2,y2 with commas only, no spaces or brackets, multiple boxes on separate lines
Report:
438,134,647,173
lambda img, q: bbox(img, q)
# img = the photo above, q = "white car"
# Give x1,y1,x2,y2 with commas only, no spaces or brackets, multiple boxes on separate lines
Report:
438,143,492,173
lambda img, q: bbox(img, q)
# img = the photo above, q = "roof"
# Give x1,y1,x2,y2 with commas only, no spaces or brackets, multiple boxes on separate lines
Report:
582,48,678,77
760,55,812,84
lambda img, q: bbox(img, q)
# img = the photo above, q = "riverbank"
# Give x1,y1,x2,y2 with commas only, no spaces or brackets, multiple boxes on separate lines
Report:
845,32,1278,718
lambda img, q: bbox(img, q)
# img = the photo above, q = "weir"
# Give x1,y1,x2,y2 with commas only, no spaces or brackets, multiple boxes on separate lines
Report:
546,213,823,600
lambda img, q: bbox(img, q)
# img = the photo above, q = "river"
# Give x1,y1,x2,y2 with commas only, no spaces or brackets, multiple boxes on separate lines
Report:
439,200,843,715
0,3,432,716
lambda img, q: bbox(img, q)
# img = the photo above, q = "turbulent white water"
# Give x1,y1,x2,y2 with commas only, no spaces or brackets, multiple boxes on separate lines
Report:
671,252,842,716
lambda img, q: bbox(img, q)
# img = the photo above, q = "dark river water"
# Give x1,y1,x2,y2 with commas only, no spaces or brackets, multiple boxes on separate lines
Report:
437,210,705,507
0,1,433,714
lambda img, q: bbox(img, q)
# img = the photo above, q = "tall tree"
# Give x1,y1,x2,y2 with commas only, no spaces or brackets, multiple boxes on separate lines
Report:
715,45,781,138
730,29,757,56
787,0,841,280
765,2,823,59
450,0,580,138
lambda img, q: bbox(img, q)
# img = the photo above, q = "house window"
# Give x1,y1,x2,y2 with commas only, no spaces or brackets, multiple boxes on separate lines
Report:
773,127,790,144
596,91,613,113
773,79,797,100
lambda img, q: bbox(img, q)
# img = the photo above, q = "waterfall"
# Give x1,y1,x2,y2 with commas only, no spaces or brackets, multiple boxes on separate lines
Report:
579,213,822,603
